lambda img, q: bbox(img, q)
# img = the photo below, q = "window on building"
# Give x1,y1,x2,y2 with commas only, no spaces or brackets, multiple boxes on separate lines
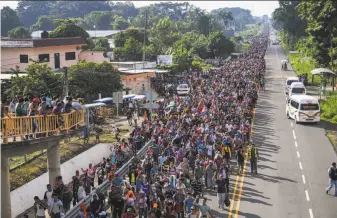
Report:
65,52,76,60
38,54,50,63
20,55,28,63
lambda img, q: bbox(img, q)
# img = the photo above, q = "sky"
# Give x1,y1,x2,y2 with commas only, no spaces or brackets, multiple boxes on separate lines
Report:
0,1,279,17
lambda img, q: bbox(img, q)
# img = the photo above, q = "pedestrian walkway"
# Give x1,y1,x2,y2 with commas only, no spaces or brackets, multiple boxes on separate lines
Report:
13,142,115,218
1,110,85,144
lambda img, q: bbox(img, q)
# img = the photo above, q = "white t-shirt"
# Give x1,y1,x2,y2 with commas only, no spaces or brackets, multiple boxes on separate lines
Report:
36,204,46,216
72,102,83,110
45,191,53,205
207,145,213,156
225,124,233,132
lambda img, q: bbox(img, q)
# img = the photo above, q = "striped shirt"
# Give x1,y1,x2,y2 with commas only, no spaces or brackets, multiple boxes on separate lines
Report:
191,181,203,195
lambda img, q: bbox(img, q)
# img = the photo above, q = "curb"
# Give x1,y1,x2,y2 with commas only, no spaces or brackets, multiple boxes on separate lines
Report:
325,129,337,154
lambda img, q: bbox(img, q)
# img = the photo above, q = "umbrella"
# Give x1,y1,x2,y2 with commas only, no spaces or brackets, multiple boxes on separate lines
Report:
310,68,336,76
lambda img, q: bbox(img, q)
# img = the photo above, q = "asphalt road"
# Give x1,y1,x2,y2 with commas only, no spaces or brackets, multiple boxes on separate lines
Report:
204,41,337,218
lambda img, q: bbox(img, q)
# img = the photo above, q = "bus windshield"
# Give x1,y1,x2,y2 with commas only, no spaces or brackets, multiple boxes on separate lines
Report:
300,104,319,111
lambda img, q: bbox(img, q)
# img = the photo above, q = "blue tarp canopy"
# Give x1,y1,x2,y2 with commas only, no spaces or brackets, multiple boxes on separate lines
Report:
93,97,113,103
83,103,106,109
132,95,146,100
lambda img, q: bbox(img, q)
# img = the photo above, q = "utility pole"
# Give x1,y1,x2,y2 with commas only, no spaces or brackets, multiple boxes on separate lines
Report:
63,67,69,98
142,8,152,120
331,32,335,91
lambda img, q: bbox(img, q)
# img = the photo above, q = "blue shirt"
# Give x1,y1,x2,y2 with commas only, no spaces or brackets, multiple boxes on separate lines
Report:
141,183,150,196
159,156,167,167
113,178,122,186
151,167,158,176
184,198,194,213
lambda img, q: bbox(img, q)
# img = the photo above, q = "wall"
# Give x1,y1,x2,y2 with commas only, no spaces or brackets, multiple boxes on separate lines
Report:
79,51,110,63
121,72,154,94
1,45,81,72
10,143,114,218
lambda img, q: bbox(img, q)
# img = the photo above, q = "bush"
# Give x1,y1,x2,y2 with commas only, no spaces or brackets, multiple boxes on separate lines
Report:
288,53,321,84
321,94,337,123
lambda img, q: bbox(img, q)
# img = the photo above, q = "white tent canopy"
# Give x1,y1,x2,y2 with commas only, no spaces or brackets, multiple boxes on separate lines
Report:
310,68,336,76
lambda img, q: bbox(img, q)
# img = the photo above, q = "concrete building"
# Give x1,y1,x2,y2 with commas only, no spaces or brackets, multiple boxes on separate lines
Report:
1,37,85,72
111,61,168,94
0,37,110,73
31,30,122,48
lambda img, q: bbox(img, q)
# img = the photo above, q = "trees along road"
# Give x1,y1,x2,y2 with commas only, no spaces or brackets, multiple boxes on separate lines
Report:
203,36,337,218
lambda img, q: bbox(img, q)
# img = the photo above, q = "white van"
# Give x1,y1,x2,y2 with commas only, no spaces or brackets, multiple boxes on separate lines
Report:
289,82,306,97
286,95,320,123
285,77,299,94
176,84,190,95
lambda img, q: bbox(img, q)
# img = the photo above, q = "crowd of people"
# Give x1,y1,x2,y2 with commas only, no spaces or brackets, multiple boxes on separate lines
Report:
2,93,84,140
30,29,269,218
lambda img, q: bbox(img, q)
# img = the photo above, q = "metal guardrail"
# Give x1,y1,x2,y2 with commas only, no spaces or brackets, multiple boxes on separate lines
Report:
62,140,152,218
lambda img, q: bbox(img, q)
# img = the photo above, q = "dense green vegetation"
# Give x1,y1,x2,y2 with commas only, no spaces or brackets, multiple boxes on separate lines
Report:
272,0,337,123
5,62,122,102
0,2,265,74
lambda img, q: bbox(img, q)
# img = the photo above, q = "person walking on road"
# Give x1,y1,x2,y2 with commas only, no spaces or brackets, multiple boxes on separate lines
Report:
215,174,227,210
236,146,245,175
325,162,337,196
248,143,259,174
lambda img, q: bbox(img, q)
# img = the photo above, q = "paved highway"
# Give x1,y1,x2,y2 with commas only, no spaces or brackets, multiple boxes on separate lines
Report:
204,40,337,218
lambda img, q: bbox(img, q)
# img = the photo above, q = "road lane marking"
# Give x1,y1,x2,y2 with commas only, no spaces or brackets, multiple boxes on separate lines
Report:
299,162,303,170
233,159,247,217
228,108,256,218
228,174,240,215
290,122,293,127
292,130,296,140
309,209,314,218
297,151,301,158
305,190,310,201
294,141,298,148
302,175,306,184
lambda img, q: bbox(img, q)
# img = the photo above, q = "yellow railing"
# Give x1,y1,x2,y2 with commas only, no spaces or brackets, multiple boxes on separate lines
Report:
1,110,84,144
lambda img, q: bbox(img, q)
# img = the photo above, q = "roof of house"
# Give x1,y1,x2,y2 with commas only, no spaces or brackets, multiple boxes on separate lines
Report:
120,68,169,74
31,30,121,39
1,37,86,48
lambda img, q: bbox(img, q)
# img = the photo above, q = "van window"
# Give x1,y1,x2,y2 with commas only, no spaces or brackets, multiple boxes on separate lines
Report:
290,100,299,109
300,104,319,111
291,88,305,94
287,80,298,85
178,84,188,89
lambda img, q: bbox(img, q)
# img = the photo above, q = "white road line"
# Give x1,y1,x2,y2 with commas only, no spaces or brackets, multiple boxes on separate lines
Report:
309,209,314,218
299,162,303,170
302,175,306,184
297,151,300,158
305,190,310,201
292,130,296,140
290,122,293,127
295,141,298,148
